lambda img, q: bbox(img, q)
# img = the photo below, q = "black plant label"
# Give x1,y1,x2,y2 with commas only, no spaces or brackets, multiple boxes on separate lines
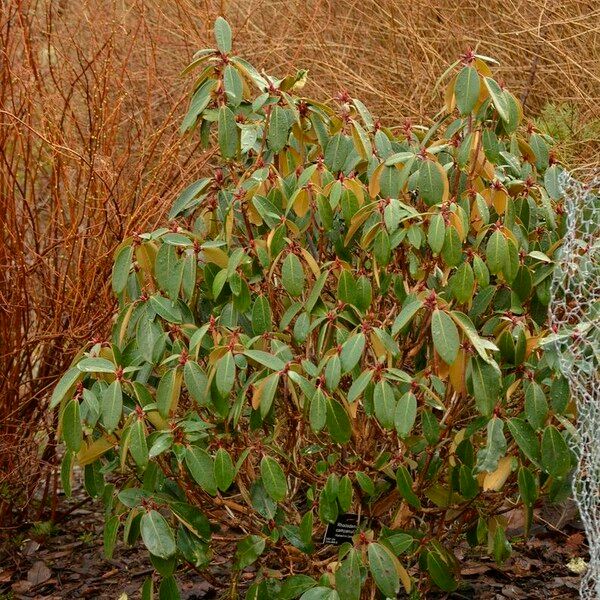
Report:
322,513,359,545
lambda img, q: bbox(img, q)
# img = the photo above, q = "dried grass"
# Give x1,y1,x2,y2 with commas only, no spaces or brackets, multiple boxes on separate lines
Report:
0,0,598,521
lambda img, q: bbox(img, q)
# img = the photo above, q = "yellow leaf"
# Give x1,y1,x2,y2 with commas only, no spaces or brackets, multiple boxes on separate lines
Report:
345,177,365,206
77,435,117,466
445,74,456,113
292,188,309,217
449,348,467,394
202,246,229,268
300,248,320,278
368,162,384,198
483,456,513,491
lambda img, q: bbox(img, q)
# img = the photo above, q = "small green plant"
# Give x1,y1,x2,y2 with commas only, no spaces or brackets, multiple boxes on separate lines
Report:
51,19,574,599
534,101,600,166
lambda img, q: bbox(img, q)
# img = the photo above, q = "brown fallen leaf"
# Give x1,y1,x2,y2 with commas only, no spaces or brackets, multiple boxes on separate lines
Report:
27,561,51,586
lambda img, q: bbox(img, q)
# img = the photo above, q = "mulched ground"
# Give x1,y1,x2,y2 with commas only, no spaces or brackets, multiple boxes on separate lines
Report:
0,482,587,599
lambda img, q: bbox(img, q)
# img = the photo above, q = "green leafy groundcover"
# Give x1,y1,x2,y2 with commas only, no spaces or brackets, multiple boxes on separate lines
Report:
52,17,575,599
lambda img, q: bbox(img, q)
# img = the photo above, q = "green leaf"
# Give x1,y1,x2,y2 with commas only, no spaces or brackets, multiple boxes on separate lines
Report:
112,245,133,294
441,225,462,267
450,311,498,362
184,361,208,405
337,270,356,306
170,502,211,541
325,133,351,173
355,275,372,311
431,309,460,365
541,426,571,478
368,542,400,598
484,77,510,122
395,392,417,438
550,376,570,414
260,456,287,502
335,548,362,600
77,357,115,373
418,160,446,206
280,575,318,600
310,389,327,432
396,465,421,509
129,419,149,469
60,452,74,497
103,515,119,559
326,398,351,443
524,381,548,430
507,418,541,465
427,551,458,592
101,381,123,433
373,229,391,266
243,349,285,371
354,471,373,496
455,66,480,115
267,105,289,153
470,357,500,416
475,417,506,473
140,510,176,559
156,368,181,418
449,262,474,304
486,229,507,274
214,16,232,53
252,295,273,335
155,243,184,300
61,399,82,452
256,372,280,417
159,576,180,600
427,213,446,254
544,164,562,200
169,178,211,219
392,300,423,335
299,588,339,600
518,466,538,507
214,448,236,491
50,367,82,410
149,295,182,323
374,380,396,429
340,333,365,373
216,351,236,395
223,65,243,106
282,253,305,297
218,105,238,158
236,534,265,569
185,446,217,495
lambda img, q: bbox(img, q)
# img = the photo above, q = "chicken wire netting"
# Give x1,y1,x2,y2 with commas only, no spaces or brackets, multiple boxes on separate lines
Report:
547,171,600,599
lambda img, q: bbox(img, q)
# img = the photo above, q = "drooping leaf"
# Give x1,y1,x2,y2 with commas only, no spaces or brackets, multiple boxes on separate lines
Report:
218,105,238,158
62,399,82,453
541,426,571,478
236,534,266,569
395,392,417,438
267,105,290,153
475,417,507,473
185,446,217,496
431,309,460,365
214,447,236,491
368,542,400,598
101,381,123,433
140,510,176,559
260,455,287,502
282,253,305,297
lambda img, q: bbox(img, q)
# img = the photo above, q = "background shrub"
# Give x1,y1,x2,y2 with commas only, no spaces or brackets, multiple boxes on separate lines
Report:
52,18,575,598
